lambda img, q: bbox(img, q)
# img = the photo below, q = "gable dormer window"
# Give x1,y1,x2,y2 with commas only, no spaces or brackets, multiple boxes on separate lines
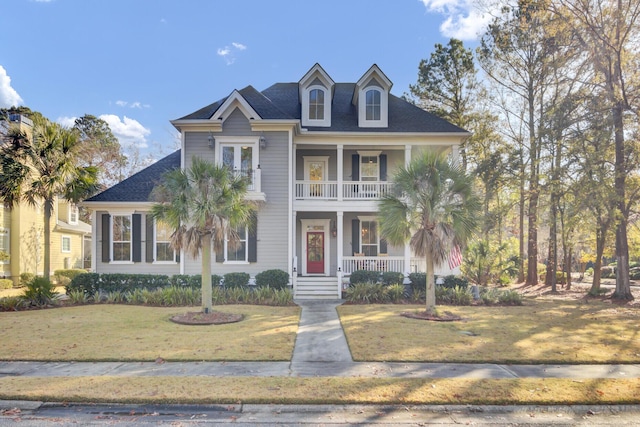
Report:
309,88,325,120
365,89,381,121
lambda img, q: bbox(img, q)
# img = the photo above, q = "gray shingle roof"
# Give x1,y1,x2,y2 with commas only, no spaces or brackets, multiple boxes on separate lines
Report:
178,82,467,134
84,150,180,203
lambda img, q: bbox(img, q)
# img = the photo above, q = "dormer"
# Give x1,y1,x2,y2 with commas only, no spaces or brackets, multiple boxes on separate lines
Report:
353,65,392,128
299,64,334,127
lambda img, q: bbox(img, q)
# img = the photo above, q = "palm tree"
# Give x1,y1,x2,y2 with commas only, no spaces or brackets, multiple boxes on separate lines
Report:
150,157,257,314
378,151,480,316
0,118,99,280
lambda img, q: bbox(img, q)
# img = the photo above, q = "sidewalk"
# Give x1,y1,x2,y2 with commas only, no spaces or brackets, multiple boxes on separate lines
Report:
1,299,639,380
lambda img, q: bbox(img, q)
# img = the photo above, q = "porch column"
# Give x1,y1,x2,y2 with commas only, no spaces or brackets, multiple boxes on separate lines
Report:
405,144,412,166
404,242,412,277
336,211,344,295
337,144,343,201
292,210,297,291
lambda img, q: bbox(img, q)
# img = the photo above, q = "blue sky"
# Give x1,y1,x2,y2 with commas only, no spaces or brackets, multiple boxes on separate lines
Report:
0,0,495,160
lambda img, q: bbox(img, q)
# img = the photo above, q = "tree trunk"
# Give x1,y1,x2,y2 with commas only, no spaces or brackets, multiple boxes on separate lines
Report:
565,248,572,290
43,201,52,281
518,164,526,283
589,224,607,296
545,198,557,291
425,255,436,316
201,233,213,313
612,102,633,300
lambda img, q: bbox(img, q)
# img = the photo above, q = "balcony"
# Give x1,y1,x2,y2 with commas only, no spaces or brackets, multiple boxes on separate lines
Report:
295,181,391,201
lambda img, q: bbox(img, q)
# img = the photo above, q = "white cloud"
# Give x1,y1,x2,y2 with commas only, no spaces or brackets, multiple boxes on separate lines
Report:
419,0,500,40
99,114,151,149
0,66,23,108
114,100,150,109
57,116,77,128
217,42,247,65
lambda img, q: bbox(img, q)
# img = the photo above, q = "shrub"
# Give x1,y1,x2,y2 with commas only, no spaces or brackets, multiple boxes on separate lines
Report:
498,290,523,305
449,285,473,305
349,270,380,285
0,279,13,290
67,273,99,297
0,296,25,311
104,291,126,304
386,283,405,303
255,269,290,290
409,272,426,289
67,289,90,305
381,271,403,286
629,267,640,280
19,272,35,287
441,275,469,290
22,277,59,307
99,274,171,293
344,282,388,303
225,286,251,303
223,272,250,289
53,269,87,281
479,287,501,305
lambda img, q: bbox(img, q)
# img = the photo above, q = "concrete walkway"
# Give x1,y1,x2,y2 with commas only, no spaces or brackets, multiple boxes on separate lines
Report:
1,299,639,380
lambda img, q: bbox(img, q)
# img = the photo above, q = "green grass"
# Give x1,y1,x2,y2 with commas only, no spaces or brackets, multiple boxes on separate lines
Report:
0,304,300,361
338,299,640,363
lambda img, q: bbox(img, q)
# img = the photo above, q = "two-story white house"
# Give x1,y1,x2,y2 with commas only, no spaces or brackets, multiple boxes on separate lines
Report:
82,64,468,299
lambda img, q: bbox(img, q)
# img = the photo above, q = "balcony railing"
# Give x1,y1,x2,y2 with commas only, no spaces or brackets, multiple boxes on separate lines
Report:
342,256,404,274
295,181,391,200
230,168,260,192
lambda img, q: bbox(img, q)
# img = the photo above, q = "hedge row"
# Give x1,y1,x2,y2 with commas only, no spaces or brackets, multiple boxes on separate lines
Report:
67,269,290,297
348,271,469,290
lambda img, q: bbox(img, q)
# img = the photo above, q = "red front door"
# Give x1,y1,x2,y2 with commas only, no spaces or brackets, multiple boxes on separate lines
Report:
307,232,325,274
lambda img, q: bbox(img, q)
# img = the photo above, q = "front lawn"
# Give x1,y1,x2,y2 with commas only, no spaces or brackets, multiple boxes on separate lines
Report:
0,304,300,361
338,298,640,363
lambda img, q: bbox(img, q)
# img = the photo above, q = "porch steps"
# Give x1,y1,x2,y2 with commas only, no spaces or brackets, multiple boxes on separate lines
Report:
294,277,340,300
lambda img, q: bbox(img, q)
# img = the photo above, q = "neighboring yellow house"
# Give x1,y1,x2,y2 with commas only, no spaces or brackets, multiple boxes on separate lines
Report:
0,114,91,284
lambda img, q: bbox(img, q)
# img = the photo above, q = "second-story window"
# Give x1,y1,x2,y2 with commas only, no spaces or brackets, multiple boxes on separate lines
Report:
360,155,379,181
69,204,79,225
365,89,381,121
309,89,325,120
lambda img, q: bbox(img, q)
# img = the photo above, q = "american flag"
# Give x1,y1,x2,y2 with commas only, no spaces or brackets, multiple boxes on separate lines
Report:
448,245,463,269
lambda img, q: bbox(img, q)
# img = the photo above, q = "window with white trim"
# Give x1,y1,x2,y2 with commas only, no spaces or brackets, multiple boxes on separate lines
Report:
61,236,71,253
225,226,248,262
365,89,381,120
309,88,325,120
360,155,379,181
219,138,259,190
360,219,379,257
69,204,79,225
112,215,132,262
155,220,175,262
0,228,9,264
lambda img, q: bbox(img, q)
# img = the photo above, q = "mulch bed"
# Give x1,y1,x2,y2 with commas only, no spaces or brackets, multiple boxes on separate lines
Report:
170,310,244,325
401,310,462,321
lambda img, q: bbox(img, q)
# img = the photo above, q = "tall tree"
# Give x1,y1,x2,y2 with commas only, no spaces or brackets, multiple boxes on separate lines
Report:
0,117,99,280
151,157,257,314
479,0,559,286
410,38,479,170
378,151,480,316
72,115,127,188
553,0,640,300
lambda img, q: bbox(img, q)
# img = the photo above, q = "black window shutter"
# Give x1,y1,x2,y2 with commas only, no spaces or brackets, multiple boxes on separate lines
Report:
132,214,142,262
380,154,387,181
352,154,360,181
101,213,110,262
380,238,388,254
145,215,154,263
248,217,257,263
352,219,360,254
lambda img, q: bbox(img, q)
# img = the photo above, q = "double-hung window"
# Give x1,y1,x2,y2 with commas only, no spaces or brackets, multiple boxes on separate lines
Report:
309,88,325,120
69,204,79,225
0,228,9,264
365,89,381,121
360,154,379,182
155,220,175,262
61,236,71,253
112,215,132,262
360,219,379,257
224,226,248,263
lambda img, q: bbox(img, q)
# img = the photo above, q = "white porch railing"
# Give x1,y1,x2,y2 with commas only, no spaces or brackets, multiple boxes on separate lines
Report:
342,181,391,200
342,256,404,274
294,181,392,200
